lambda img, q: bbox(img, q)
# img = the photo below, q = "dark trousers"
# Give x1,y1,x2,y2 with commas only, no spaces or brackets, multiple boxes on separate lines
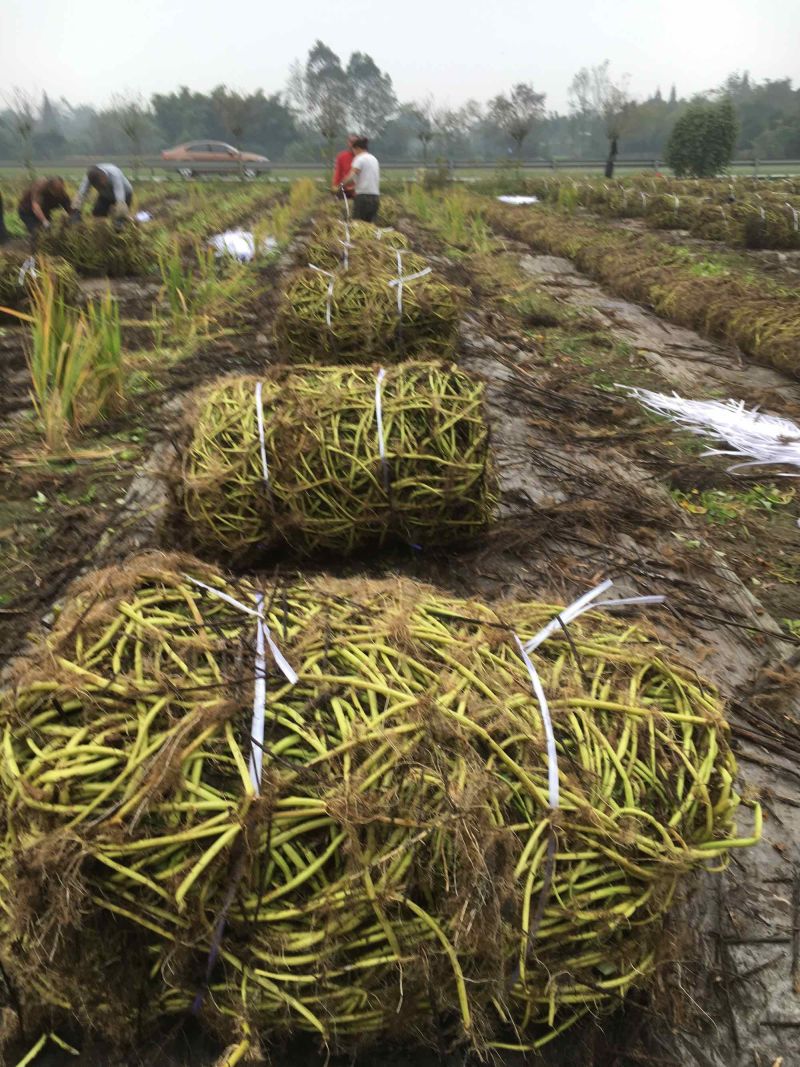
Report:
93,190,133,217
353,194,379,223
19,208,42,236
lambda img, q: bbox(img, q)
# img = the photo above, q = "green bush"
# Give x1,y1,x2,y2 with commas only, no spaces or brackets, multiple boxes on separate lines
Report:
665,99,739,178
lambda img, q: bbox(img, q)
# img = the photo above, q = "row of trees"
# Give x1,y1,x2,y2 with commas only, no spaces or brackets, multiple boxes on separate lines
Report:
2,46,800,167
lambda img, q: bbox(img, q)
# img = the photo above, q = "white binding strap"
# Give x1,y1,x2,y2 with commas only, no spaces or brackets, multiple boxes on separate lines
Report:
787,202,799,231
523,580,665,655
18,256,37,286
184,575,299,794
254,381,271,493
308,264,336,329
340,185,351,220
375,367,387,462
388,250,432,317
514,635,559,810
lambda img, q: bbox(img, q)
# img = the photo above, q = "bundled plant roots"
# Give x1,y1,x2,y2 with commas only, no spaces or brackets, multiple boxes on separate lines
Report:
181,361,493,558
688,203,745,244
274,255,463,362
40,219,158,277
644,194,700,230
742,205,800,250
0,252,79,318
307,219,410,272
482,199,800,378
0,554,759,1056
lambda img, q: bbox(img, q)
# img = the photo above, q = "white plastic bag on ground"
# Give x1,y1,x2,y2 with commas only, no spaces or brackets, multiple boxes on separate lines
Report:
135,211,152,222
208,230,278,262
496,195,539,205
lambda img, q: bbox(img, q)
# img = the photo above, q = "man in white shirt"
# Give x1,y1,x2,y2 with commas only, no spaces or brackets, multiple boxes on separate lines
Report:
341,137,380,223
70,164,133,227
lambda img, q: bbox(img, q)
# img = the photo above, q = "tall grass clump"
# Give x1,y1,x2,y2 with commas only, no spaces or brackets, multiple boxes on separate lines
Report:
1,269,125,449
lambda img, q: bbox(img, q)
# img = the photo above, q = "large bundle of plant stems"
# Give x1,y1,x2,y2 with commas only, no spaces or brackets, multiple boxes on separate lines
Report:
307,218,410,271
180,360,492,558
481,199,800,378
0,251,79,318
688,202,746,244
741,203,800,250
644,193,700,230
274,254,463,362
0,553,759,1058
40,218,158,276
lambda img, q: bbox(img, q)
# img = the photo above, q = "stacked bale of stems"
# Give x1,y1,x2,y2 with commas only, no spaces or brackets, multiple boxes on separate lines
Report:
180,360,493,558
307,218,410,272
0,252,79,318
688,202,746,244
481,199,800,378
644,193,701,230
274,249,464,362
40,219,159,277
741,202,800,250
0,554,759,1057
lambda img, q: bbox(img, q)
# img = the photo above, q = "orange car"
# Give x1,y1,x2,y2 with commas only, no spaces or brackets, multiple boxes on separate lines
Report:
161,141,270,178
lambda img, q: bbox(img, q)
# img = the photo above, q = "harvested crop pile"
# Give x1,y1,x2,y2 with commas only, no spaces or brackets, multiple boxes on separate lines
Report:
688,202,745,244
0,252,78,317
644,193,700,230
307,218,410,271
0,554,758,1056
742,204,800,250
274,254,463,362
482,199,800,378
40,219,158,276
181,360,493,558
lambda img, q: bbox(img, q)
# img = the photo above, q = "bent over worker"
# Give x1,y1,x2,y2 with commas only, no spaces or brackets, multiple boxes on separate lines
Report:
341,138,380,223
71,164,133,224
18,177,72,235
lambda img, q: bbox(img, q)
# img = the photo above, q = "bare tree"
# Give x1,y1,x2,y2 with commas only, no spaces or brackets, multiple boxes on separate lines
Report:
433,105,466,163
487,83,546,161
113,93,150,178
569,61,633,177
4,88,37,178
410,97,436,164
288,42,349,162
346,52,397,138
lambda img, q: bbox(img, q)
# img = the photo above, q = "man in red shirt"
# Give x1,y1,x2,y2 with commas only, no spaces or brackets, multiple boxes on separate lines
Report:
331,134,357,198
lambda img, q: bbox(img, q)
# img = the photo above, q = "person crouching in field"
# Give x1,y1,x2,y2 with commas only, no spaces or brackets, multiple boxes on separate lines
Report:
71,164,133,227
341,138,380,223
18,177,72,236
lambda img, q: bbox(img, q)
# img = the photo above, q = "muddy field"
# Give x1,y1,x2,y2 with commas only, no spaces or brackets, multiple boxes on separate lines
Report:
1,182,798,1066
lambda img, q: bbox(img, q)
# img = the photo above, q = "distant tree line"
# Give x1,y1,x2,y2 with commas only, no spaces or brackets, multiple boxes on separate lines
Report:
2,47,799,166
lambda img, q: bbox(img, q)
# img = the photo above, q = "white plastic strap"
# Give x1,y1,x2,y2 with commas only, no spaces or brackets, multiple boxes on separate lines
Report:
18,256,37,286
523,580,665,655
308,264,336,329
786,203,799,231
248,592,268,790
185,575,299,794
254,381,271,492
640,192,647,207
340,185,351,220
673,195,680,211
375,367,387,462
514,634,559,810
759,205,766,221
388,250,432,316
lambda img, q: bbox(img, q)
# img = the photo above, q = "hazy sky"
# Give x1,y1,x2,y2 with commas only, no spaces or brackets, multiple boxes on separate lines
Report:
2,0,798,113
